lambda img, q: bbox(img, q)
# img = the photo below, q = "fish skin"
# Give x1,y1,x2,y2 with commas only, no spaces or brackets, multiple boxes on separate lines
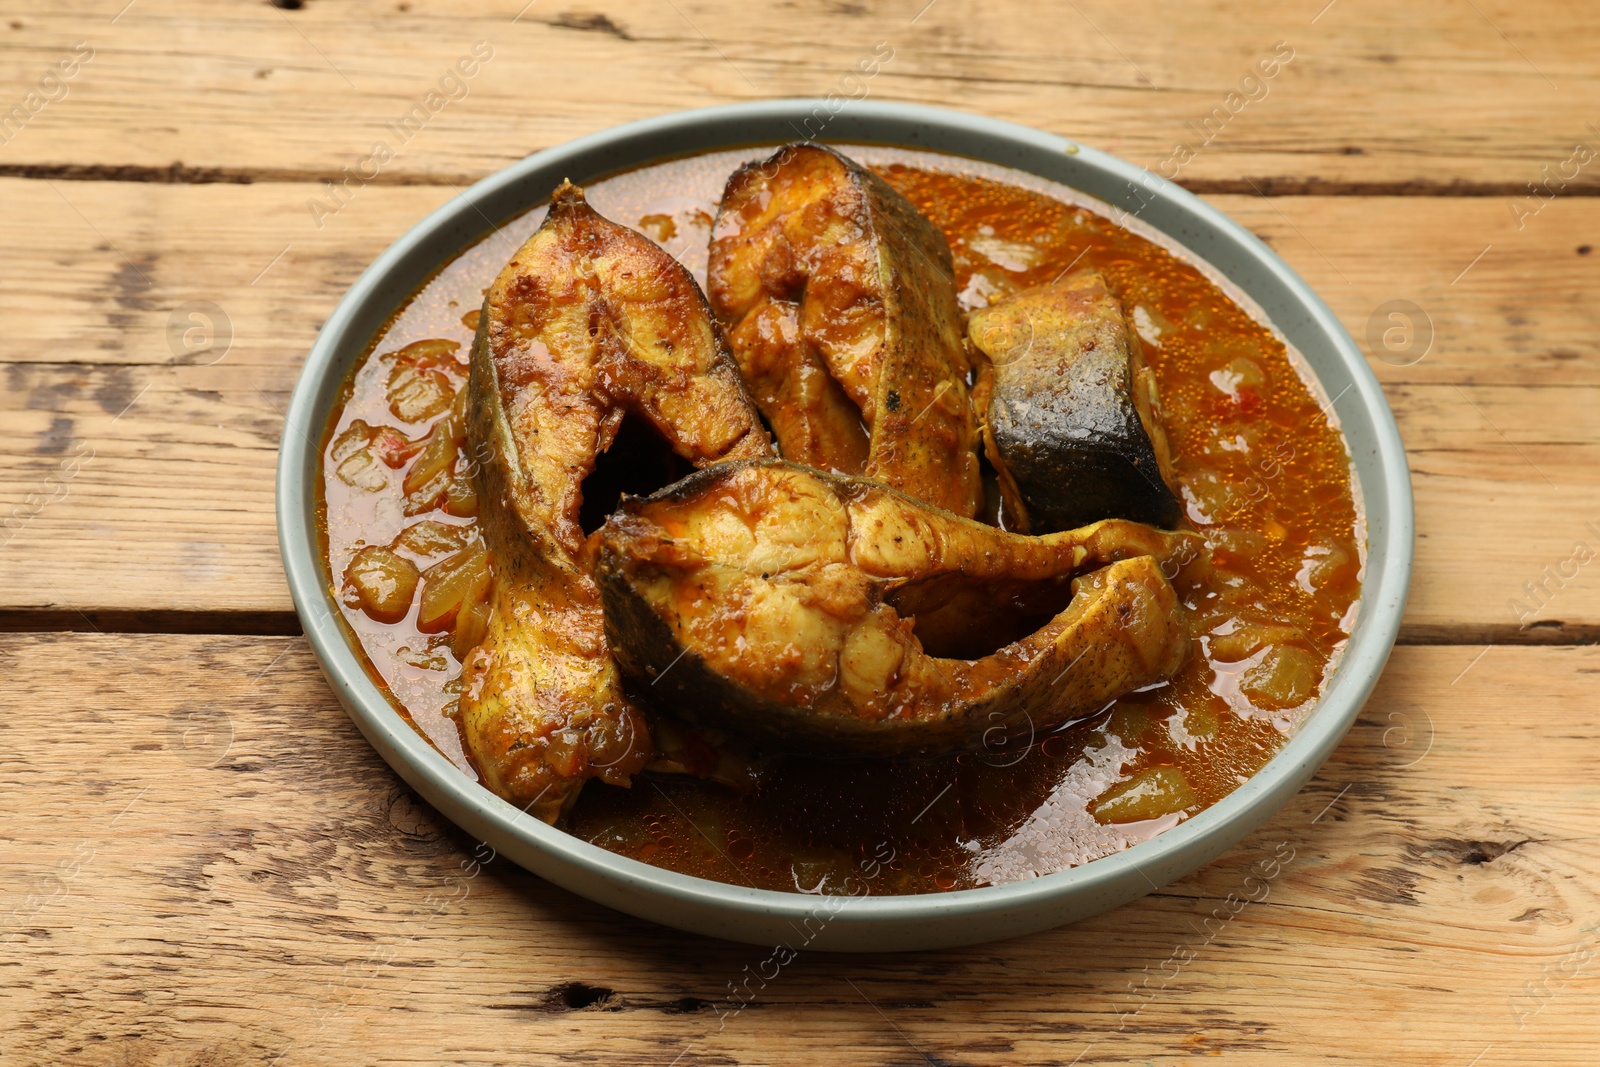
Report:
596,459,1202,757
971,270,1183,533
460,181,772,822
708,143,985,518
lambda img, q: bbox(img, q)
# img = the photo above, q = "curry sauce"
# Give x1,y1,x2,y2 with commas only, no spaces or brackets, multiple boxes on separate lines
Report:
320,146,1363,895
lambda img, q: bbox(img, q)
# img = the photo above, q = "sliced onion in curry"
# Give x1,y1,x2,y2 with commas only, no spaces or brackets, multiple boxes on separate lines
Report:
319,147,1364,893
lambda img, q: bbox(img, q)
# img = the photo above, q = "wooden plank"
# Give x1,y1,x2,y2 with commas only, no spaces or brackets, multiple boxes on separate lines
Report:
0,0,1597,189
2,636,1596,1064
10,174,1599,383
3,177,1598,632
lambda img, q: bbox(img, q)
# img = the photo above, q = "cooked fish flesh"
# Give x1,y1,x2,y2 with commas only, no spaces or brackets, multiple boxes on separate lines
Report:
971,271,1183,532
708,143,984,518
596,459,1202,755
460,181,771,821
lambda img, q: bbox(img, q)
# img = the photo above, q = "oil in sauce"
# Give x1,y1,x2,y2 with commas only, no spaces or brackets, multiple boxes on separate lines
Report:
320,147,1363,895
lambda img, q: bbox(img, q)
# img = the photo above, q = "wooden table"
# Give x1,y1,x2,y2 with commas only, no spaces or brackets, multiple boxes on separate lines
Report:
3,1,1597,1062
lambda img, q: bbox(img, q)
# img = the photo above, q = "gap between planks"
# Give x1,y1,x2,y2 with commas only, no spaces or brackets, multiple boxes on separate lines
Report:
4,162,1600,199
0,609,1593,646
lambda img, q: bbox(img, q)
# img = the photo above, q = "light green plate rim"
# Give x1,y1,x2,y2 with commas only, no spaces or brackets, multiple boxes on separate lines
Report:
276,100,1413,952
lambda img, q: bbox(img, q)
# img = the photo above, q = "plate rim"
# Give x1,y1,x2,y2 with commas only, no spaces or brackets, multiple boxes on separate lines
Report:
277,98,1413,944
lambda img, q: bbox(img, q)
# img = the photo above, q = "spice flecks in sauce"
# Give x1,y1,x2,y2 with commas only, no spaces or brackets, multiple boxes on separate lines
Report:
319,146,1363,895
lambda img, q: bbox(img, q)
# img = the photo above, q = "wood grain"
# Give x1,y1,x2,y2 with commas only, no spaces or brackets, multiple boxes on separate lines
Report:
5,5,1598,1061
2,177,1598,634
0,0,1596,190
2,635,1595,1065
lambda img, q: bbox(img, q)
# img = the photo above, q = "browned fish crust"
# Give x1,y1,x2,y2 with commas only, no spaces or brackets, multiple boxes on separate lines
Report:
970,270,1183,532
460,182,772,821
708,143,984,518
597,459,1202,756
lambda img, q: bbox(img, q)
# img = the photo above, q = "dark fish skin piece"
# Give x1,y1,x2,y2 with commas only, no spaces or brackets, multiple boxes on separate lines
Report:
971,271,1184,533
460,181,772,822
708,143,985,519
596,459,1204,757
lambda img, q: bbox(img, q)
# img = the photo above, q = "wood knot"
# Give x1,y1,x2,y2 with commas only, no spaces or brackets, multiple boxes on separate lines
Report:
539,981,619,1012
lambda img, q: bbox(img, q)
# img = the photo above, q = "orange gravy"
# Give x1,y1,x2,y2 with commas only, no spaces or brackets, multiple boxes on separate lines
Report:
320,146,1363,895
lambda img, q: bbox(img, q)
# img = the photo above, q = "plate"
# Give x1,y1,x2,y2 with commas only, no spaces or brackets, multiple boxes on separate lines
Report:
277,100,1412,952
